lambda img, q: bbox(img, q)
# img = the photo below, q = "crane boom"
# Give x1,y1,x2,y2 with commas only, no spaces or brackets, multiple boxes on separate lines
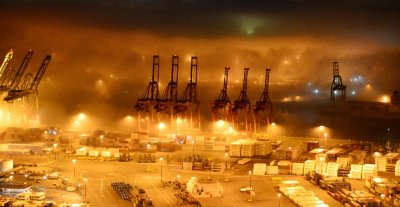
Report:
21,73,33,90
28,55,51,90
10,50,33,90
0,49,13,77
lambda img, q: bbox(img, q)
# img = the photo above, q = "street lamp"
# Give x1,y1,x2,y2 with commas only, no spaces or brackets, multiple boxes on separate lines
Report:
176,175,180,183
53,143,58,160
83,177,88,202
72,159,76,178
248,171,252,189
324,133,328,149
62,194,65,204
160,157,163,183
277,193,281,207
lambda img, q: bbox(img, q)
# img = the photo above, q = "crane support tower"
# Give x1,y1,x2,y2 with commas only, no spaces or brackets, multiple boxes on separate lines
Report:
211,67,232,124
154,55,179,130
174,56,200,131
4,55,51,102
254,68,273,133
232,68,252,133
3,54,51,127
0,49,13,77
330,61,346,102
135,55,160,132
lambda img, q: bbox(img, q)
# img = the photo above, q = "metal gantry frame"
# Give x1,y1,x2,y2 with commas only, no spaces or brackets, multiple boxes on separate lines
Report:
330,61,346,102
1,52,51,127
0,49,13,78
232,68,252,133
135,55,161,132
154,55,179,129
211,67,233,125
253,68,273,133
175,56,200,131
0,50,33,94
4,55,51,102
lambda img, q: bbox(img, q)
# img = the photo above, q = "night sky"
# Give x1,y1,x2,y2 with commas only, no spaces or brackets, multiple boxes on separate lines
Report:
0,0,399,136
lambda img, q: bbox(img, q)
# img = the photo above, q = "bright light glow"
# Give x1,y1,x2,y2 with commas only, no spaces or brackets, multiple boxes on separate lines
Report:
277,193,281,198
160,157,163,161
380,95,390,103
216,120,225,127
374,152,381,157
78,113,86,120
366,84,371,89
176,118,182,124
158,122,166,130
319,125,324,131
272,123,276,127
228,126,233,132
72,159,76,164
126,116,133,120
313,89,319,94
351,90,356,95
283,97,291,102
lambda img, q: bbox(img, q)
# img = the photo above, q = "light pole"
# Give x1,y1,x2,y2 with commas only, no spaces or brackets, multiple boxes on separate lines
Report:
224,152,229,182
248,171,252,189
191,140,195,161
277,193,281,207
146,144,150,161
62,194,65,204
381,194,385,206
319,157,324,175
176,175,180,183
224,152,228,173
72,159,76,178
53,143,58,160
324,133,328,149
271,123,276,142
160,157,163,183
83,177,88,202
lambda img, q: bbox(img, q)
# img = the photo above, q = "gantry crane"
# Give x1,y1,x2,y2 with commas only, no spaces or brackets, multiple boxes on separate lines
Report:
154,55,179,128
232,68,252,133
4,55,51,102
0,50,33,93
330,61,346,102
174,56,200,131
0,49,13,77
254,68,273,133
211,67,232,123
134,55,160,132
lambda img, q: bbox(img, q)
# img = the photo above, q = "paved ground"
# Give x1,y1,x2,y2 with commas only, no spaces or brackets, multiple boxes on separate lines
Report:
0,136,383,207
